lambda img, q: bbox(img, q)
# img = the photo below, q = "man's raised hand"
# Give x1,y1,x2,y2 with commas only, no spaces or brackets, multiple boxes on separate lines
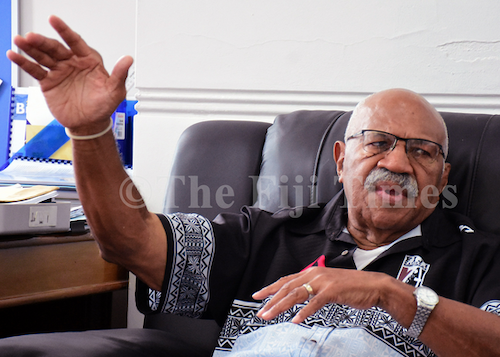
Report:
6,15,133,135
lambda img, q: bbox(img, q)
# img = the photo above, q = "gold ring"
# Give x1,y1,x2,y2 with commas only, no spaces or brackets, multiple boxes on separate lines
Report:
302,283,314,300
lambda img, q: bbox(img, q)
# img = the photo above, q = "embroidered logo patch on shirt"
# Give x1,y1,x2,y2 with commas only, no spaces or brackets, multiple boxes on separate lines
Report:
480,300,500,316
459,224,474,233
396,255,430,287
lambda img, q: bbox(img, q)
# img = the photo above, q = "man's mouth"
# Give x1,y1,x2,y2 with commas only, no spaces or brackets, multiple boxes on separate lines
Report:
377,185,407,196
375,183,409,205
364,168,419,201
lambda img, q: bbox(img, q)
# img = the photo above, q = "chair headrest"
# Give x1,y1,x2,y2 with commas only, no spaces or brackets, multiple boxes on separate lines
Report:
255,110,500,236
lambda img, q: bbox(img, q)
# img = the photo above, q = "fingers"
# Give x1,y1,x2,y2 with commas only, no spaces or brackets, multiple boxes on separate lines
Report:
254,269,390,325
12,15,93,68
255,274,312,321
254,267,341,323
258,283,312,321
252,273,300,300
291,297,326,324
13,33,73,69
10,28,77,81
49,15,92,57
7,49,47,81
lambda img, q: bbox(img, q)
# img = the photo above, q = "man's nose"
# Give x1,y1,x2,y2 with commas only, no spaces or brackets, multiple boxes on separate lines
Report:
377,140,413,174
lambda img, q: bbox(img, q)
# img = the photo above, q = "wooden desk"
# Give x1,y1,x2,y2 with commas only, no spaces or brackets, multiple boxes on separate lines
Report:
0,232,129,337
0,232,129,308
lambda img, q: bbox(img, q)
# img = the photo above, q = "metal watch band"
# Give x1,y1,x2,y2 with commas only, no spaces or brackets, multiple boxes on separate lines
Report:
406,304,431,338
405,286,439,338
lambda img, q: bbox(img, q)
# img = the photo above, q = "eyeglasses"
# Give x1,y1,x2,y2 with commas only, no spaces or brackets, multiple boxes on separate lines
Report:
347,129,446,165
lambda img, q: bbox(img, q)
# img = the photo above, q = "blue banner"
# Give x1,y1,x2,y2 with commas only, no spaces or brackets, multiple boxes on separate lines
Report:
0,0,12,165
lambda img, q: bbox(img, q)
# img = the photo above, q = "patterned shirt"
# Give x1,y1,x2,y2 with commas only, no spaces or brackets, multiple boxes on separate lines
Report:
136,192,500,356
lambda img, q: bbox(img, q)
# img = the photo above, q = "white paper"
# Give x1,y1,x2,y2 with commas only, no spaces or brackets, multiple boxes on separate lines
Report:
9,119,27,156
0,160,75,186
26,86,55,125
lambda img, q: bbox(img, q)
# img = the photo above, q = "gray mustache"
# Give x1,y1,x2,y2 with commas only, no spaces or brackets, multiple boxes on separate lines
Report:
364,168,419,198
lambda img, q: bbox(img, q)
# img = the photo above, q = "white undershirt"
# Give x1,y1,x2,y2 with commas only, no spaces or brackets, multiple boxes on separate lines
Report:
351,225,422,270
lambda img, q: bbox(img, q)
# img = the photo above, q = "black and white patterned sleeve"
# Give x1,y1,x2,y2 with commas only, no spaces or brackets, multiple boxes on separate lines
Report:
136,212,215,318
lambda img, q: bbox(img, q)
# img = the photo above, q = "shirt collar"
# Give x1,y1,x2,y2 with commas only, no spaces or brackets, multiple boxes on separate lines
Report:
326,190,451,249
338,224,422,246
288,189,461,249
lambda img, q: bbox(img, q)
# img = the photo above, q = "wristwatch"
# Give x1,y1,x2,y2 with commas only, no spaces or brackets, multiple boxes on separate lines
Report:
405,286,439,338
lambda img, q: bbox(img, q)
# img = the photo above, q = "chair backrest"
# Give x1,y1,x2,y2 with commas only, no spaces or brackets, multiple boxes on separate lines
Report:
163,119,271,220
163,110,500,235
150,109,500,352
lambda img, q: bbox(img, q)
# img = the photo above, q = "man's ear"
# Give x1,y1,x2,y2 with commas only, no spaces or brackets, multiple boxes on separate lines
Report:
334,141,346,183
439,162,452,194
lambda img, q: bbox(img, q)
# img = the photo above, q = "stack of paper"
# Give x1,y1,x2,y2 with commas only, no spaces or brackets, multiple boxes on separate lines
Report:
0,184,72,235
0,184,59,204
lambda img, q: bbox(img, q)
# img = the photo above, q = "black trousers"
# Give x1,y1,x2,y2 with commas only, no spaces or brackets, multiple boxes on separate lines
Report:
0,328,213,357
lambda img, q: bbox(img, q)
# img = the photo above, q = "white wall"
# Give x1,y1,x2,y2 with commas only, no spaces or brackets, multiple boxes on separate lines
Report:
17,0,137,96
134,0,500,216
136,0,500,94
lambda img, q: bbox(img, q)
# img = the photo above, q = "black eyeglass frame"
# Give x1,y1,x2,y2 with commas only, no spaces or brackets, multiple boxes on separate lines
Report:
347,129,446,163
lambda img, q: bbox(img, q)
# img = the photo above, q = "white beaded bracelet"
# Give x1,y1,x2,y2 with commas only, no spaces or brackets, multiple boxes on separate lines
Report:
65,118,114,140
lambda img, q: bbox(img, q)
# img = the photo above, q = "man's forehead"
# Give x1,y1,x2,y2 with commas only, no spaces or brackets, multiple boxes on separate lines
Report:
349,90,445,139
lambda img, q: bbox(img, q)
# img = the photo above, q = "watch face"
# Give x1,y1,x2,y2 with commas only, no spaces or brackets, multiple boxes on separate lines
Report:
417,286,439,306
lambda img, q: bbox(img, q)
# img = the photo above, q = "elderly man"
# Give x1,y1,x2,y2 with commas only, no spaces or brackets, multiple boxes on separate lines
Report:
5,15,500,357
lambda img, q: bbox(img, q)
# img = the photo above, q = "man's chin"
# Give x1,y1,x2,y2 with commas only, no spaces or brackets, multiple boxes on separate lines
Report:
365,208,420,231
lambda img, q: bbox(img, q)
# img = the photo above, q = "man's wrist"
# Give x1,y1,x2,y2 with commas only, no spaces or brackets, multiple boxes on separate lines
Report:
405,286,439,338
376,278,420,328
65,118,114,140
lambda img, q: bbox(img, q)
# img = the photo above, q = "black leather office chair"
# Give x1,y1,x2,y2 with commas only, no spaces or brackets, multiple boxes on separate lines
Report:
142,110,500,354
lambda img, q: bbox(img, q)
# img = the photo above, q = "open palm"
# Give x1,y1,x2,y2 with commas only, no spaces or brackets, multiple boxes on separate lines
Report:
7,16,133,131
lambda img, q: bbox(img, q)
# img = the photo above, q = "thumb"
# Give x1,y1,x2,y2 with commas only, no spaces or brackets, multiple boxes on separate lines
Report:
109,55,134,89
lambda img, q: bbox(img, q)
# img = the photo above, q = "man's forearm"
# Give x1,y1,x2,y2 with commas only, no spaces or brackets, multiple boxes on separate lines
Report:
417,297,500,357
71,129,167,291
381,279,500,357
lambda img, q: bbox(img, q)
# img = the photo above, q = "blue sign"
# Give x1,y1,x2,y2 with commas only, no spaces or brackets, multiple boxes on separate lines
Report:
0,0,12,166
